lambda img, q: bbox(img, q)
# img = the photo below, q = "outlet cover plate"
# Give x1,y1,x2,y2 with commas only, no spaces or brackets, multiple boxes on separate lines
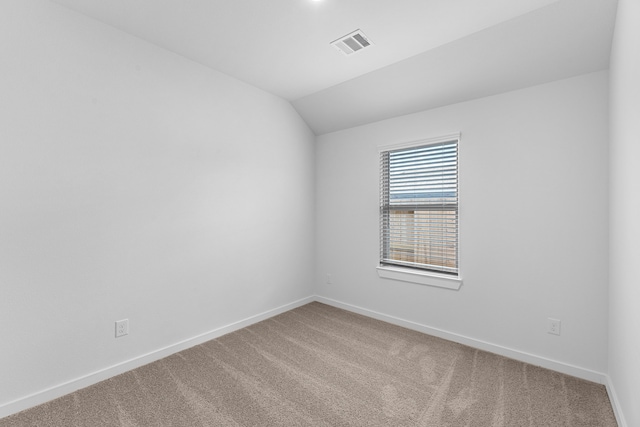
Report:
548,318,561,335
115,319,129,338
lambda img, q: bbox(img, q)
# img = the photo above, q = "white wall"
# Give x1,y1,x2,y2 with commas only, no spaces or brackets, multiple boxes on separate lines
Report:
609,0,640,425
0,0,315,414
0,0,621,420
316,71,609,377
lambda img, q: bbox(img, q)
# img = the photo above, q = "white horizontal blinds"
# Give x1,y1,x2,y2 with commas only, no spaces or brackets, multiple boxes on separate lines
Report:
380,139,458,274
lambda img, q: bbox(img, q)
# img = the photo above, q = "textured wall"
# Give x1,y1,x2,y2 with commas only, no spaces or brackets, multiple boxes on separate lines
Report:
609,0,640,424
0,0,315,413
316,72,609,376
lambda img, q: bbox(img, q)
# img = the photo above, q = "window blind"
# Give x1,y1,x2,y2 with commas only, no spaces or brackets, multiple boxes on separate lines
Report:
380,138,458,275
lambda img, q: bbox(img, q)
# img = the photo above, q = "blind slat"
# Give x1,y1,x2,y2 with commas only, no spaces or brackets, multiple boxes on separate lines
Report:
380,138,459,275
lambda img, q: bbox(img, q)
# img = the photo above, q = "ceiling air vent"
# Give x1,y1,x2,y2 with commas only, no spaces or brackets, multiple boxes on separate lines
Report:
330,29,373,56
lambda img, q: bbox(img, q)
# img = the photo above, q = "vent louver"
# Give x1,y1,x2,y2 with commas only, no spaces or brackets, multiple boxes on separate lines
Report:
330,29,373,56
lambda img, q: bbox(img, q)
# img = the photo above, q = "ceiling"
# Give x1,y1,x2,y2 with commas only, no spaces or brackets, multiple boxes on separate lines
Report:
50,0,618,135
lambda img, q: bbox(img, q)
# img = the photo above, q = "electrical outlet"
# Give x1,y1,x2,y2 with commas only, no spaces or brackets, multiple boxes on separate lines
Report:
548,318,561,336
115,319,129,338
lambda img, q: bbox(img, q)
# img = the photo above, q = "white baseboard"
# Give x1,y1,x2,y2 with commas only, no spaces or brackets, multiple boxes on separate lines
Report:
315,296,608,385
324,293,633,425
604,375,628,427
2,295,623,424
0,296,315,420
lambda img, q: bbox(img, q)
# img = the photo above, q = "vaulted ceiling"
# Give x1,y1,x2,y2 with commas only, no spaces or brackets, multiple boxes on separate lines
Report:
50,0,618,134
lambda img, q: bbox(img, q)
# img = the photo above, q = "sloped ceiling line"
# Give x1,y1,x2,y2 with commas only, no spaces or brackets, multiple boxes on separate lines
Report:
49,0,618,135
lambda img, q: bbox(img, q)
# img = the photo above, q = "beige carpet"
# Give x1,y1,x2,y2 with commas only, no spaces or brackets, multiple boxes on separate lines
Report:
1,302,617,426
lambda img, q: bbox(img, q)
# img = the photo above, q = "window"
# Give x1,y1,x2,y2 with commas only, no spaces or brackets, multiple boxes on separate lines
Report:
379,135,459,281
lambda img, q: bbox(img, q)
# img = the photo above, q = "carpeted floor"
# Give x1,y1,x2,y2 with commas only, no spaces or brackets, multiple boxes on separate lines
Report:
1,302,617,426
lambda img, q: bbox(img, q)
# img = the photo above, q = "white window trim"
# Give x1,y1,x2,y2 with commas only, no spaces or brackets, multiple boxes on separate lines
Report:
378,132,461,152
378,132,462,291
376,265,462,290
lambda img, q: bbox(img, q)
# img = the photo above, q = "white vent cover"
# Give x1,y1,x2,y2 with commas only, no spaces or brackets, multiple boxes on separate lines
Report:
330,29,373,56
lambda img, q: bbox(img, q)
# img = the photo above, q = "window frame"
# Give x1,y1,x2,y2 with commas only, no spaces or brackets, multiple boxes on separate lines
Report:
377,134,462,290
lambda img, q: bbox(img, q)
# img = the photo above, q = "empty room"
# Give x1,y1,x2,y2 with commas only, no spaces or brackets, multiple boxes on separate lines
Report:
1,0,638,426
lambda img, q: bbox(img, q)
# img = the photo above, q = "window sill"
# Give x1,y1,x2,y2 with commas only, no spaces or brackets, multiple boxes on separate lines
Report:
376,266,462,290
